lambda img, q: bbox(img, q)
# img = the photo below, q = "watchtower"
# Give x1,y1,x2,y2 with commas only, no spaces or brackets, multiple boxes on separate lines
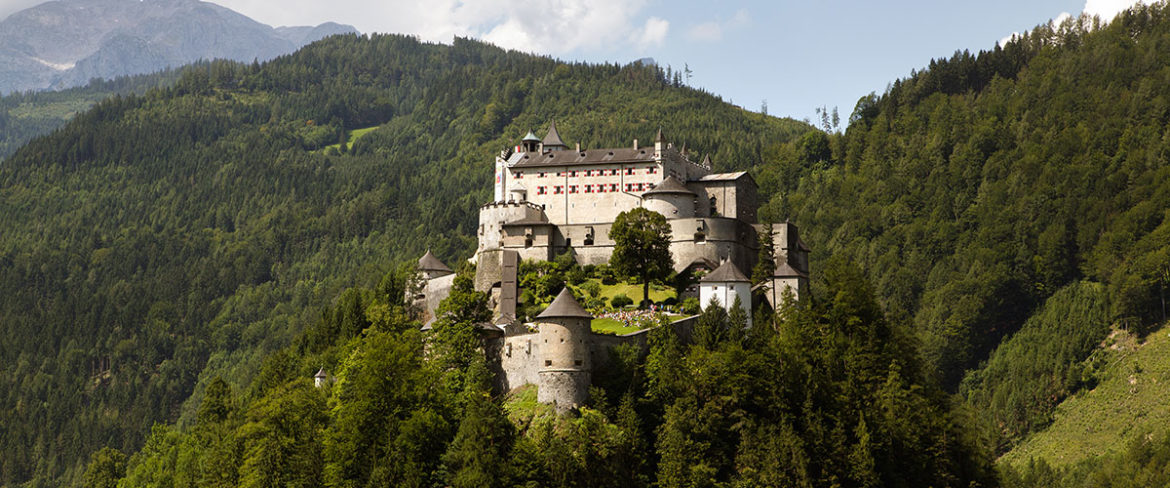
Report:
536,288,592,412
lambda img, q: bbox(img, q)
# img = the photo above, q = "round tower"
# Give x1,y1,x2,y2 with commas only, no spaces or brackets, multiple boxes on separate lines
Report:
536,287,592,411
641,175,696,218
699,259,752,327
417,250,453,280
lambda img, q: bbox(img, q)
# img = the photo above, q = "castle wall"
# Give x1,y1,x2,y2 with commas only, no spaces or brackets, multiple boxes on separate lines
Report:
498,332,542,391
505,161,659,226
643,192,696,219
418,273,455,322
700,281,753,326
478,201,545,252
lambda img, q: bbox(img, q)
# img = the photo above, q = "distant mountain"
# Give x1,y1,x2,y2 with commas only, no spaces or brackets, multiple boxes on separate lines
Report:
0,0,358,94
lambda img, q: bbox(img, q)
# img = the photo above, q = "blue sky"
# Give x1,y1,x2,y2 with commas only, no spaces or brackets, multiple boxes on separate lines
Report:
1,0,1149,124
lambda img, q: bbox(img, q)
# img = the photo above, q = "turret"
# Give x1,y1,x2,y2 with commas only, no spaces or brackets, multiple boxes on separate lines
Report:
765,222,810,308
536,287,592,412
641,175,696,218
654,128,666,159
314,367,328,388
542,119,569,152
520,130,541,153
418,250,453,280
699,259,752,327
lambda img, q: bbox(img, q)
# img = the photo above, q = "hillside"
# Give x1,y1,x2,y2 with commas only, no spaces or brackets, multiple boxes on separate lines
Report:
0,69,185,160
0,0,357,94
777,3,1170,408
0,33,811,487
1001,321,1170,468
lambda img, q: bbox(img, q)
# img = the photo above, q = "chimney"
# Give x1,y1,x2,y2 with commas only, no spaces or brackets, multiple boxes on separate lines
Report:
576,142,581,152
633,138,638,150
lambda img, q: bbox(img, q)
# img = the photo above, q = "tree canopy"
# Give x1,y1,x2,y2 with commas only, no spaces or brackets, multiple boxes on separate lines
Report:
608,207,674,308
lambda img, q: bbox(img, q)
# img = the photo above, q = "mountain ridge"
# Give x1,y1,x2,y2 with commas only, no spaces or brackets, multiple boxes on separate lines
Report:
0,0,358,94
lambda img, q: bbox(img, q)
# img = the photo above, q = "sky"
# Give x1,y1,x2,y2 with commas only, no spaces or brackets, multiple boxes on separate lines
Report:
0,0,1152,124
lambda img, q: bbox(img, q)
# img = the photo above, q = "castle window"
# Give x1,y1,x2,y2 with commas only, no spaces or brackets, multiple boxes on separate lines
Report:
557,171,565,177
514,171,523,179
647,166,657,174
554,186,563,194
584,185,593,193
569,185,578,194
611,169,620,176
610,183,618,192
537,186,547,195
538,172,546,178
625,168,635,175
574,360,583,366
545,360,552,366
569,170,577,177
694,232,706,243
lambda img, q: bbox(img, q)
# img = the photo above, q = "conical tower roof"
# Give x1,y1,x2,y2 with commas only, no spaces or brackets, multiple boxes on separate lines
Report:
542,119,568,148
655,128,666,143
537,287,592,319
643,175,695,196
314,367,327,379
418,250,452,274
701,260,750,283
521,130,541,142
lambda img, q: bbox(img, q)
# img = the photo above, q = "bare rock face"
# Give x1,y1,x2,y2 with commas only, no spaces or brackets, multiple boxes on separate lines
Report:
0,0,358,94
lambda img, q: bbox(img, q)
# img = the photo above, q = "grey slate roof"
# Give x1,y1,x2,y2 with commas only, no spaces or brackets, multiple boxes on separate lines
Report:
542,120,568,148
698,171,749,182
502,217,554,227
537,287,593,319
314,367,327,379
701,260,751,283
509,147,655,168
418,250,452,273
643,175,696,196
774,261,809,278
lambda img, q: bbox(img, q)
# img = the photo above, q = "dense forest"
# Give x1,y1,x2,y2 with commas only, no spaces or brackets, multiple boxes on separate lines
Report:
0,33,809,486
0,69,184,160
7,1,1170,485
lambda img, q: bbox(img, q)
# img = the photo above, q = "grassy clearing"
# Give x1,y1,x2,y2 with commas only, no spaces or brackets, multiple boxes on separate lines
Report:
503,384,554,430
590,317,640,335
1002,322,1170,468
319,126,378,153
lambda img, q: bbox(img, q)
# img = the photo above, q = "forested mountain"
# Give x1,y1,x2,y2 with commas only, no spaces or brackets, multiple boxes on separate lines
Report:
0,33,811,486
0,69,184,160
766,2,1170,469
8,1,1170,486
0,0,357,94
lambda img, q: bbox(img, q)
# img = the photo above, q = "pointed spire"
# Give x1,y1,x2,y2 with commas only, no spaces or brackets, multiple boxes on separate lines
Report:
314,367,327,379
542,119,567,149
418,250,452,274
701,153,712,168
537,287,592,319
655,128,666,143
701,260,750,283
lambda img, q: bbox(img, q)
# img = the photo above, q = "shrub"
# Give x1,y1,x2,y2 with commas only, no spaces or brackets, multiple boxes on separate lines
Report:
583,281,602,298
681,297,700,315
611,294,633,308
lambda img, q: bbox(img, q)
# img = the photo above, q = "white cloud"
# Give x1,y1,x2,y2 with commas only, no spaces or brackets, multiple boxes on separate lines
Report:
686,9,750,43
211,0,666,56
635,17,670,50
1084,0,1148,20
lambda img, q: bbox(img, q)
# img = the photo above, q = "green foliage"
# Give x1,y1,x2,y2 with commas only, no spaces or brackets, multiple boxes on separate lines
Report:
961,282,1111,452
611,293,633,308
609,208,674,307
779,4,1170,391
81,447,127,488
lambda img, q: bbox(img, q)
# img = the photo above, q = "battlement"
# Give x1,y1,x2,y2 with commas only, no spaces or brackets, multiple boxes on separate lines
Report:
480,200,545,211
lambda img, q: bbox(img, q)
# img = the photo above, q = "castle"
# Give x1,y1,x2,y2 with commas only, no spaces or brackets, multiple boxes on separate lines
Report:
417,122,811,411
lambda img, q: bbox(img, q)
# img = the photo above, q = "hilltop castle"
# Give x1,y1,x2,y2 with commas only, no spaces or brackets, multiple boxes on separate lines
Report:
417,122,811,411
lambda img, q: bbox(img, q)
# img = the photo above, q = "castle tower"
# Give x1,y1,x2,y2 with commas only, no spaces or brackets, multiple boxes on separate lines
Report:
417,250,453,280
536,287,593,412
641,175,696,218
765,222,810,308
699,260,752,327
314,368,328,388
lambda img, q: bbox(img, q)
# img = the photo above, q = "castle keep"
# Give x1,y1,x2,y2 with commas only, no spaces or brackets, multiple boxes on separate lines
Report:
418,122,811,411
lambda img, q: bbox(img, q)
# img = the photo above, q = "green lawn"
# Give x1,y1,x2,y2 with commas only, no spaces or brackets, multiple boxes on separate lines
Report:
590,317,641,335
577,278,675,305
1002,322,1170,468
